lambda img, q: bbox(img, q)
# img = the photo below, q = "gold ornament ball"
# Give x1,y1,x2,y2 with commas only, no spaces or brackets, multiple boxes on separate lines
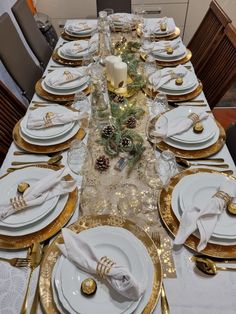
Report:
175,77,183,86
160,23,167,31
17,182,30,194
193,122,204,134
227,202,236,215
81,278,97,296
166,47,174,55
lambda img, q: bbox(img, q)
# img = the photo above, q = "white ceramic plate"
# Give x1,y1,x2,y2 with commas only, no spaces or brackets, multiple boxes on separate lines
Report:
171,174,236,245
0,167,59,228
65,22,96,35
44,68,89,91
59,41,97,60
20,121,80,146
164,107,218,144
159,82,199,96
53,226,154,314
42,80,88,96
152,50,186,62
20,106,74,140
160,69,198,92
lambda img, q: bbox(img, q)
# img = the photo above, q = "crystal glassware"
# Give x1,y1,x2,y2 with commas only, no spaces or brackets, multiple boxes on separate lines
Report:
67,140,92,176
146,114,168,144
151,92,169,115
116,183,142,216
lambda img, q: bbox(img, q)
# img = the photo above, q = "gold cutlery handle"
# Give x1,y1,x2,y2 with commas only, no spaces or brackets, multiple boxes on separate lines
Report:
0,257,11,263
193,163,229,168
218,266,236,272
191,158,224,163
20,268,34,314
12,161,46,166
161,283,170,314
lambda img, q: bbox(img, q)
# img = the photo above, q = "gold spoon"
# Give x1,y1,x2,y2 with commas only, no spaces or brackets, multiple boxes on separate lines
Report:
11,155,62,166
176,157,229,169
192,257,236,275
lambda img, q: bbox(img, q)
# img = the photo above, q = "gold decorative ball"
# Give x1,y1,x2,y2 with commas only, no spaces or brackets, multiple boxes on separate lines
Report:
160,23,167,31
81,278,97,296
193,122,204,133
17,182,30,194
227,202,236,215
175,77,183,86
166,47,173,55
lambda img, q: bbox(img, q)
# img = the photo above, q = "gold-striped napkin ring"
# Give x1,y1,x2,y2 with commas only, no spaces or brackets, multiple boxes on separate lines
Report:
96,256,116,278
44,112,54,128
64,70,74,81
188,113,200,125
213,190,232,206
10,196,27,211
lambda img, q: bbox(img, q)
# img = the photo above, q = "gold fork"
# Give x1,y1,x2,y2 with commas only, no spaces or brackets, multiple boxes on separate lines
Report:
151,232,170,314
0,257,30,268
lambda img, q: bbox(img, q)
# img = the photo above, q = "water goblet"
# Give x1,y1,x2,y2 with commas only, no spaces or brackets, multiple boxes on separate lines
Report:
151,92,169,115
146,114,168,145
67,139,91,176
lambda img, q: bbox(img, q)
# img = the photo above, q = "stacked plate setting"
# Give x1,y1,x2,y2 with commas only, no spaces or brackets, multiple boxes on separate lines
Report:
64,21,97,38
0,167,68,237
58,40,97,61
52,226,155,314
146,17,176,37
108,13,135,29
158,107,219,151
172,172,236,245
151,40,187,62
20,105,81,147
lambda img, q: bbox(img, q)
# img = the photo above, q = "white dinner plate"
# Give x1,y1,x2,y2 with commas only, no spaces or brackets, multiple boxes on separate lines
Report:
163,107,218,144
20,106,75,140
20,121,80,146
160,69,198,92
44,68,89,91
171,174,236,245
53,226,154,314
65,22,96,35
42,80,88,96
59,41,97,60
109,13,135,26
152,49,186,62
0,167,59,228
159,82,199,96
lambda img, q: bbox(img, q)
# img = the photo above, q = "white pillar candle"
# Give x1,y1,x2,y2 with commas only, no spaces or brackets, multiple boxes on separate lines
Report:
113,62,127,89
104,55,121,82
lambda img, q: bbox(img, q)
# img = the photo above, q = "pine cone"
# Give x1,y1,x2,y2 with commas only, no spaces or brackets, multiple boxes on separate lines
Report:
126,116,137,128
102,125,115,138
120,137,132,147
113,95,125,103
95,155,110,171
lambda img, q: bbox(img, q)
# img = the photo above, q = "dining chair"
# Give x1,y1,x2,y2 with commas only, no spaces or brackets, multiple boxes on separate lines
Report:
0,81,26,164
0,13,43,101
96,0,131,15
197,23,236,108
12,0,53,69
187,0,231,74
226,123,236,164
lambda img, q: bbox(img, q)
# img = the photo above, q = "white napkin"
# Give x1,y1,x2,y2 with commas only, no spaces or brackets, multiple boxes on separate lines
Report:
149,65,187,90
154,17,176,34
109,13,133,24
47,69,84,87
27,110,88,130
58,228,144,301
174,180,236,251
61,40,89,56
0,167,76,221
142,38,181,53
153,110,209,139
66,22,92,33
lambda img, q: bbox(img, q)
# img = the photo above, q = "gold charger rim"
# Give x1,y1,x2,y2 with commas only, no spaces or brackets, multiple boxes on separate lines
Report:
0,165,78,249
158,168,236,258
35,79,91,103
39,214,162,314
61,30,92,41
137,27,180,41
52,48,83,66
13,119,86,154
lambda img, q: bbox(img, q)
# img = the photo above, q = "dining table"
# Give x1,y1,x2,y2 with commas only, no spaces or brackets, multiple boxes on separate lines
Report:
0,15,236,314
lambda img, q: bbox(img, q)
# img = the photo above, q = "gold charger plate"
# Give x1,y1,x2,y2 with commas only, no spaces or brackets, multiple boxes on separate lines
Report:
140,49,192,67
0,165,78,249
52,48,83,66
148,115,225,159
61,30,91,41
158,168,236,259
137,27,180,41
39,214,162,314
35,79,91,103
142,80,203,102
13,119,86,154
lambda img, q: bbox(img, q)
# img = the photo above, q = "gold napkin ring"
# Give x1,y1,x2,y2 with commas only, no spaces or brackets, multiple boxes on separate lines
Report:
96,256,116,278
188,113,199,125
10,196,27,211
64,70,74,81
213,190,232,205
44,112,54,128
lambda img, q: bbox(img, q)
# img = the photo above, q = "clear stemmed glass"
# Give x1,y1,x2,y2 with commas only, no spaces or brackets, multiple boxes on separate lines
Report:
116,183,142,217
150,92,169,116
72,91,90,113
103,8,114,16
146,114,168,145
82,51,94,67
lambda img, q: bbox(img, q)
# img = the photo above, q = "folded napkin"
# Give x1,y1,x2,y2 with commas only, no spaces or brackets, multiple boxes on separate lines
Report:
0,167,76,221
174,179,236,251
149,65,187,90
61,41,89,56
47,69,84,87
58,228,144,301
142,38,181,53
109,13,133,24
27,110,88,130
154,17,176,34
152,110,208,139
66,22,92,33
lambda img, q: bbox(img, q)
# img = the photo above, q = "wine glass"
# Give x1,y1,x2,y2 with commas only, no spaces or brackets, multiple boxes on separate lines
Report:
82,51,94,66
116,183,142,216
72,91,90,113
151,92,169,115
160,150,178,177
146,114,168,145
103,8,114,16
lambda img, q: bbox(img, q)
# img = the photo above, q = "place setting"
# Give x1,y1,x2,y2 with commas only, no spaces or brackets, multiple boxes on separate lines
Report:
39,214,163,314
0,166,78,249
159,167,236,259
35,67,91,102
13,101,87,153
62,21,97,41
147,105,226,159
108,13,136,31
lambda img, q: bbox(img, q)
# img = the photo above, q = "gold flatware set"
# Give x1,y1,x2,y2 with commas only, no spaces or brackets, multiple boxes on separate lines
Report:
191,256,236,276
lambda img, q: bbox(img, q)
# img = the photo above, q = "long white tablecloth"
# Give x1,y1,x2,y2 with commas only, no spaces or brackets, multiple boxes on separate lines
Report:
0,19,236,314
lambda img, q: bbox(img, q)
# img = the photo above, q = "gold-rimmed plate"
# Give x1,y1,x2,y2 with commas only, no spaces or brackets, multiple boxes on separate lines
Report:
158,168,236,258
13,119,86,154
0,165,78,249
137,27,180,41
142,80,203,102
52,48,83,66
148,115,225,159
140,49,192,67
61,31,92,41
35,79,91,103
39,214,162,314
